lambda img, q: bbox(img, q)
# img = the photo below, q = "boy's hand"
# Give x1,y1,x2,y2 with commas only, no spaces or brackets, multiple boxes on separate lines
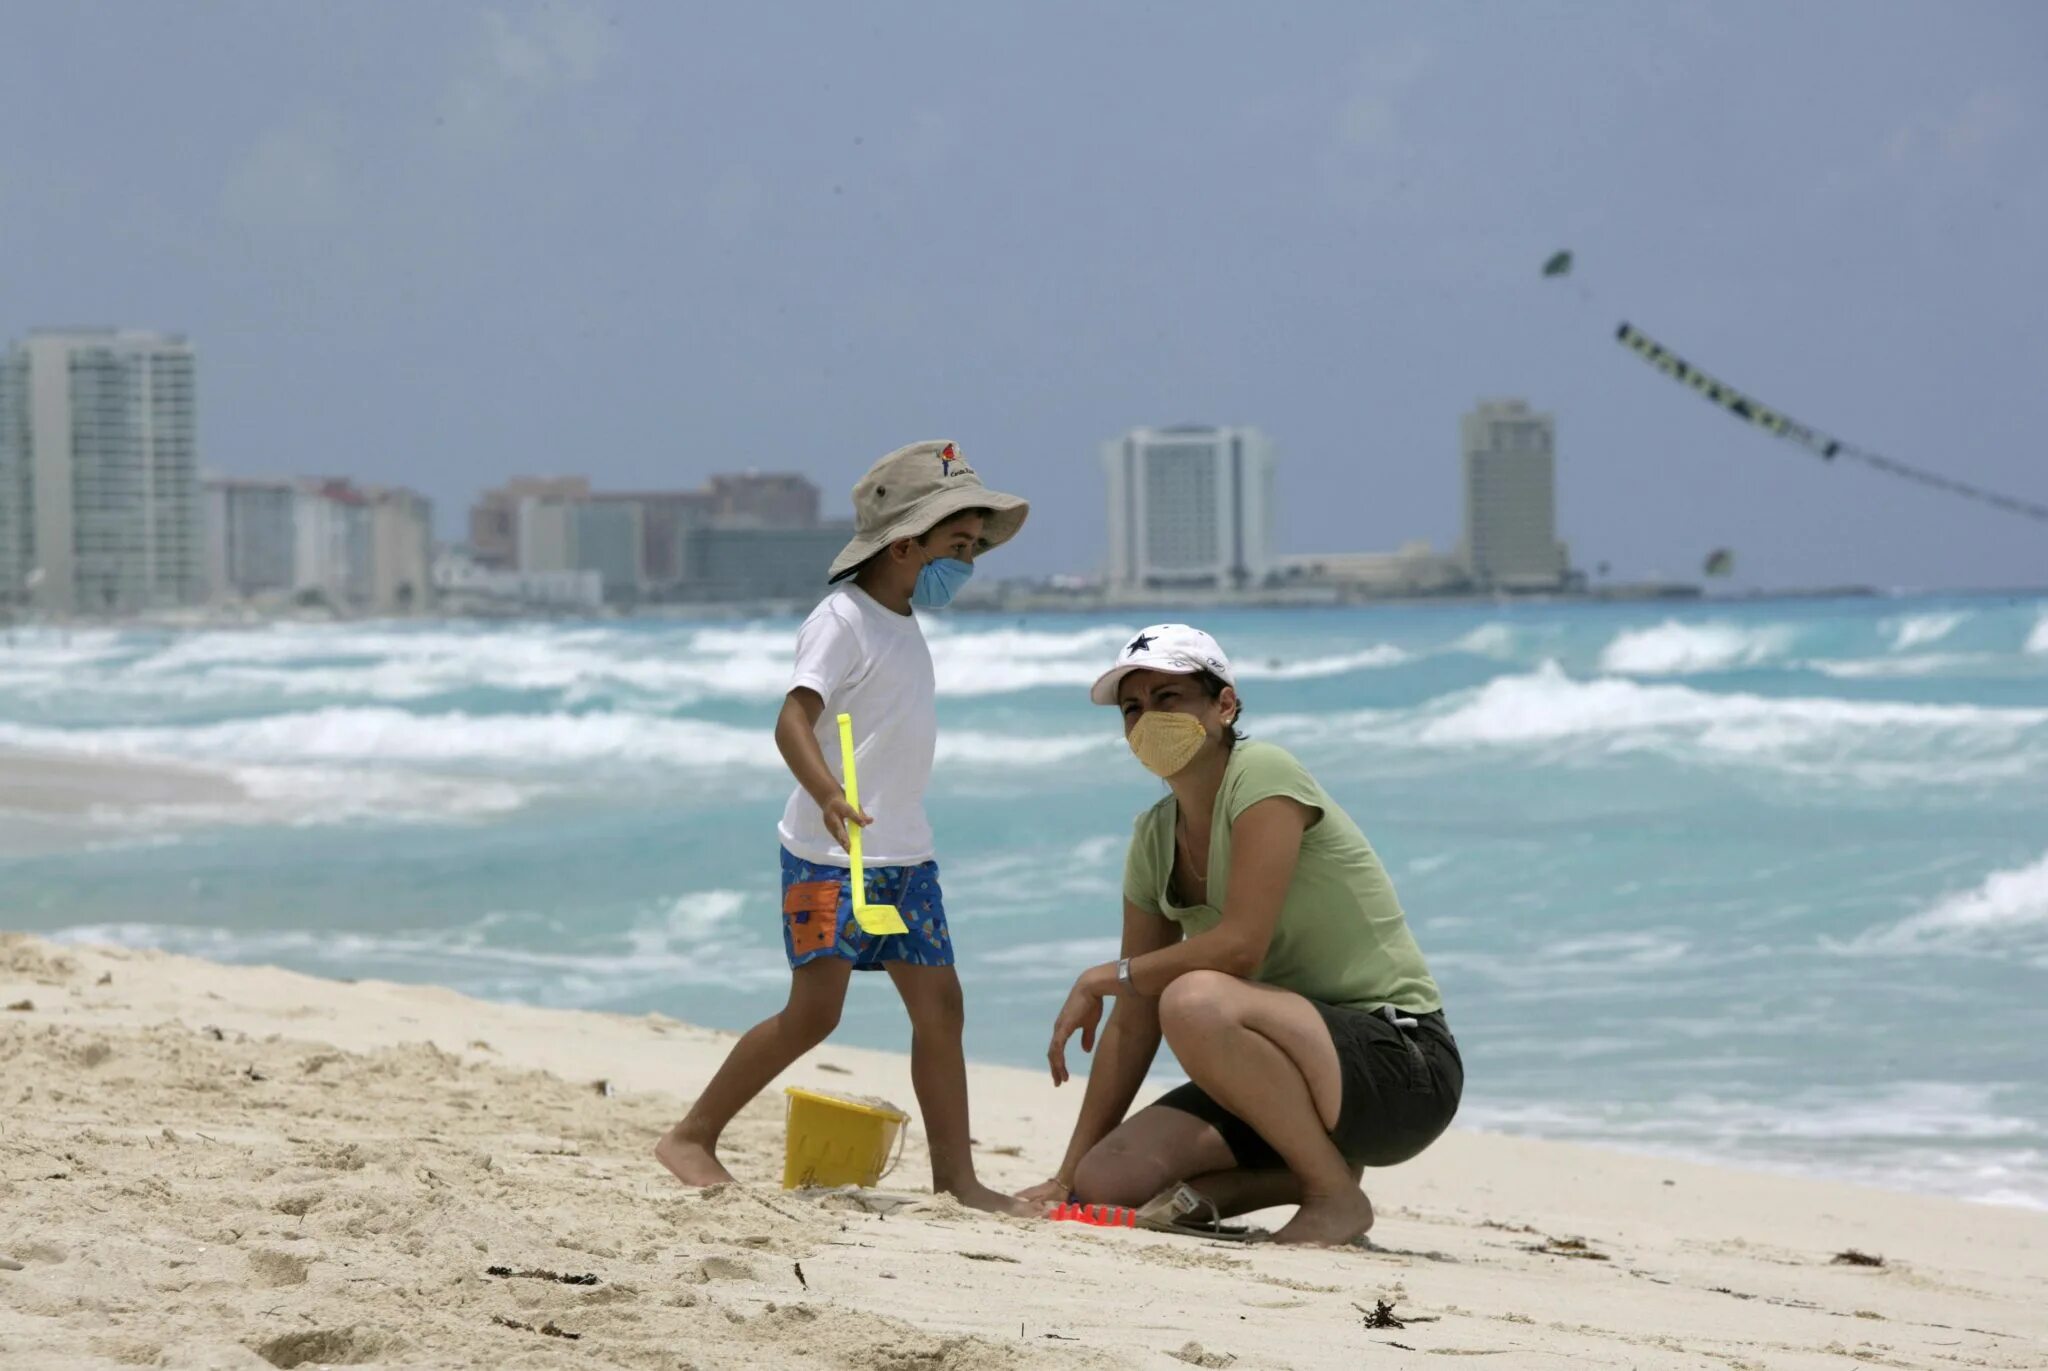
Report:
819,795,874,851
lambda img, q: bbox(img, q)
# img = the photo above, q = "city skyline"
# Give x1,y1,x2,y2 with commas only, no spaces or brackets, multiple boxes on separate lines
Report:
0,330,1811,616
2,6,2041,593
0,308,1869,615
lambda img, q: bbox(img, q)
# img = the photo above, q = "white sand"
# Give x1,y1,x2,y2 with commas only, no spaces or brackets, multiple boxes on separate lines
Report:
2,932,2043,1370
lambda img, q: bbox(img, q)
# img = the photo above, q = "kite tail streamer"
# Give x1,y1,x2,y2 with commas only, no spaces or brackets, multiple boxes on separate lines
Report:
1613,321,2048,524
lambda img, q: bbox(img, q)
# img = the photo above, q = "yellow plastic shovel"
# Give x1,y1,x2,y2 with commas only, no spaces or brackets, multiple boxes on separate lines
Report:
837,712,910,936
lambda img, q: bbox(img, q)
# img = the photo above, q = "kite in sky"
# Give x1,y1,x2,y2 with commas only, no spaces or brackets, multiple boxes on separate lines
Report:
1544,252,2048,523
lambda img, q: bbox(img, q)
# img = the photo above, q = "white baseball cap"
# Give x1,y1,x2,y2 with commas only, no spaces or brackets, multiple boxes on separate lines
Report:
1089,624,1236,706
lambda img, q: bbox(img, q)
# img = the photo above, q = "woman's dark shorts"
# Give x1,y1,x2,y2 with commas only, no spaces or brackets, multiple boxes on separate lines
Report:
1156,1002,1462,1169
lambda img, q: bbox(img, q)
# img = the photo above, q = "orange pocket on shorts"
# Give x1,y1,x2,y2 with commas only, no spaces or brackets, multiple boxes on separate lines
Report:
783,880,842,955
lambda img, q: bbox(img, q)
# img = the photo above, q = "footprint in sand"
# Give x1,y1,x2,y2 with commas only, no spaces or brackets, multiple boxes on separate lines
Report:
247,1250,311,1287
688,1256,756,1284
10,1241,68,1265
253,1327,398,1368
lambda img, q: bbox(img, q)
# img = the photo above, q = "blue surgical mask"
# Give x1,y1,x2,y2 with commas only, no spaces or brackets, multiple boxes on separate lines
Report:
911,555,974,609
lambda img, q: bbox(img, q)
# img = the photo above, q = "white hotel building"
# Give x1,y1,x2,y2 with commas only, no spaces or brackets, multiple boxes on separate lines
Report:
1458,398,1569,591
0,329,204,614
1103,425,1276,592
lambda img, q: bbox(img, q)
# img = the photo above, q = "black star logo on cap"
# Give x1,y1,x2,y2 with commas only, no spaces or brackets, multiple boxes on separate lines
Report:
1126,633,1156,655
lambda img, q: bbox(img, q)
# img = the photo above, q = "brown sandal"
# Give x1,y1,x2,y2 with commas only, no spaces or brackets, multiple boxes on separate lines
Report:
1133,1183,1268,1243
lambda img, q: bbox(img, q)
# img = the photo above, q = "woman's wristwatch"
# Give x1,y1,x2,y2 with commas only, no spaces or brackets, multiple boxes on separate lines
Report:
1116,957,1133,994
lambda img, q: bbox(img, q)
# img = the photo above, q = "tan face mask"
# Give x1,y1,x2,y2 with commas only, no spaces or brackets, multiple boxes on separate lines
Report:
1127,710,1210,778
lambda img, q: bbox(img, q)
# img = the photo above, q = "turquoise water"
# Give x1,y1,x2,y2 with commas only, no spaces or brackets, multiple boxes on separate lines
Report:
4,595,2045,1208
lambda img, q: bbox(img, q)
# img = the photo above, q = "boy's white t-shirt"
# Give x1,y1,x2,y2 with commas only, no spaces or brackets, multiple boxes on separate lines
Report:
776,585,937,867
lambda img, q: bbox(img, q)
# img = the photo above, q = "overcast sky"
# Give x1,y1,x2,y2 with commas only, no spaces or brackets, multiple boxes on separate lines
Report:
3,1,2042,590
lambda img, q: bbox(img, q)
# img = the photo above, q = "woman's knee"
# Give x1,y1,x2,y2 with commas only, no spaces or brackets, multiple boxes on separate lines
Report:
1072,1135,1172,1207
1157,969,1245,1041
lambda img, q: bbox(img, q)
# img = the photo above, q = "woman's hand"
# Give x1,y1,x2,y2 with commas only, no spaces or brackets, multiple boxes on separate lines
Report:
1014,1177,1071,1206
1048,968,1110,1086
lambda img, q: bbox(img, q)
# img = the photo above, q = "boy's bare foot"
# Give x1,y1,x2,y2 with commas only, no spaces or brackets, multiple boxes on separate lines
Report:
1272,1188,1374,1246
945,1178,1042,1218
654,1126,737,1187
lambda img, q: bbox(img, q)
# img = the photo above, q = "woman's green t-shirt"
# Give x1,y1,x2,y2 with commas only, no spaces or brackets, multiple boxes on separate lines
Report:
1122,740,1442,1014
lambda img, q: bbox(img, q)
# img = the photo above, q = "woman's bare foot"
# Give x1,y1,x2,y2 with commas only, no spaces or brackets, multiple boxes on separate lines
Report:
654,1126,737,1187
1272,1187,1374,1246
945,1177,1043,1218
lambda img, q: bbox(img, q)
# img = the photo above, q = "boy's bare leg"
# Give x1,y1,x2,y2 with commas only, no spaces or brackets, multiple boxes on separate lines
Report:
656,958,853,1186
885,963,1035,1216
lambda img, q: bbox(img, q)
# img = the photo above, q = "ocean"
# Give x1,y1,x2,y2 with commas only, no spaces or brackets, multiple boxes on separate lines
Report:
3,594,2045,1211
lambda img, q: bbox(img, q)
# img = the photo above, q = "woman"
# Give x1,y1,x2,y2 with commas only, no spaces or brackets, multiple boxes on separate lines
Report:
1022,624,1461,1246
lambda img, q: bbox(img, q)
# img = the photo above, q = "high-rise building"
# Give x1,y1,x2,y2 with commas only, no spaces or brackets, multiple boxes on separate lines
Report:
0,357,34,606
571,498,645,604
594,491,712,589
204,474,431,614
469,477,590,570
204,475,298,601
1103,425,1276,591
463,470,829,605
678,523,853,602
1458,398,1569,591
0,329,203,614
514,494,578,575
367,486,434,613
295,479,374,609
707,473,819,528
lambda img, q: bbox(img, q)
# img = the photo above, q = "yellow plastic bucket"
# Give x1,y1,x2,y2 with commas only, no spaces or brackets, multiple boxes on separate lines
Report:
781,1086,910,1190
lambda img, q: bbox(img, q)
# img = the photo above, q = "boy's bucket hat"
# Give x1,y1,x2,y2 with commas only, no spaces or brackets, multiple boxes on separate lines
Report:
828,441,1029,583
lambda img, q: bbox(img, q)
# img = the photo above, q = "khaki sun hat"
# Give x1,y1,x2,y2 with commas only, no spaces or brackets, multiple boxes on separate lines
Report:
827,440,1029,583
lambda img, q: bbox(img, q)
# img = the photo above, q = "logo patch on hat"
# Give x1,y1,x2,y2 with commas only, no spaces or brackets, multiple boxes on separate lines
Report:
938,443,971,477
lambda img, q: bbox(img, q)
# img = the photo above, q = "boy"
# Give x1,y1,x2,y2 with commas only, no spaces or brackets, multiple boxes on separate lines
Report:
655,440,1030,1214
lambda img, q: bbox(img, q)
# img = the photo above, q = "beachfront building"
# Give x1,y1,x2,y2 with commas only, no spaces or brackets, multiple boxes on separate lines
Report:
367,486,434,613
675,523,853,602
1103,425,1276,592
502,491,647,603
0,357,36,609
469,477,591,570
705,472,820,528
599,491,713,592
0,329,204,615
572,498,647,604
204,475,298,602
431,548,602,612
294,479,374,610
1458,398,1570,592
1274,541,1471,599
203,474,433,614
466,472,828,605
514,493,579,576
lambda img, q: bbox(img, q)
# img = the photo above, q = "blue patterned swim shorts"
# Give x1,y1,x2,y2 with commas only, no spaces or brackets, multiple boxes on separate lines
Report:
779,847,953,971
